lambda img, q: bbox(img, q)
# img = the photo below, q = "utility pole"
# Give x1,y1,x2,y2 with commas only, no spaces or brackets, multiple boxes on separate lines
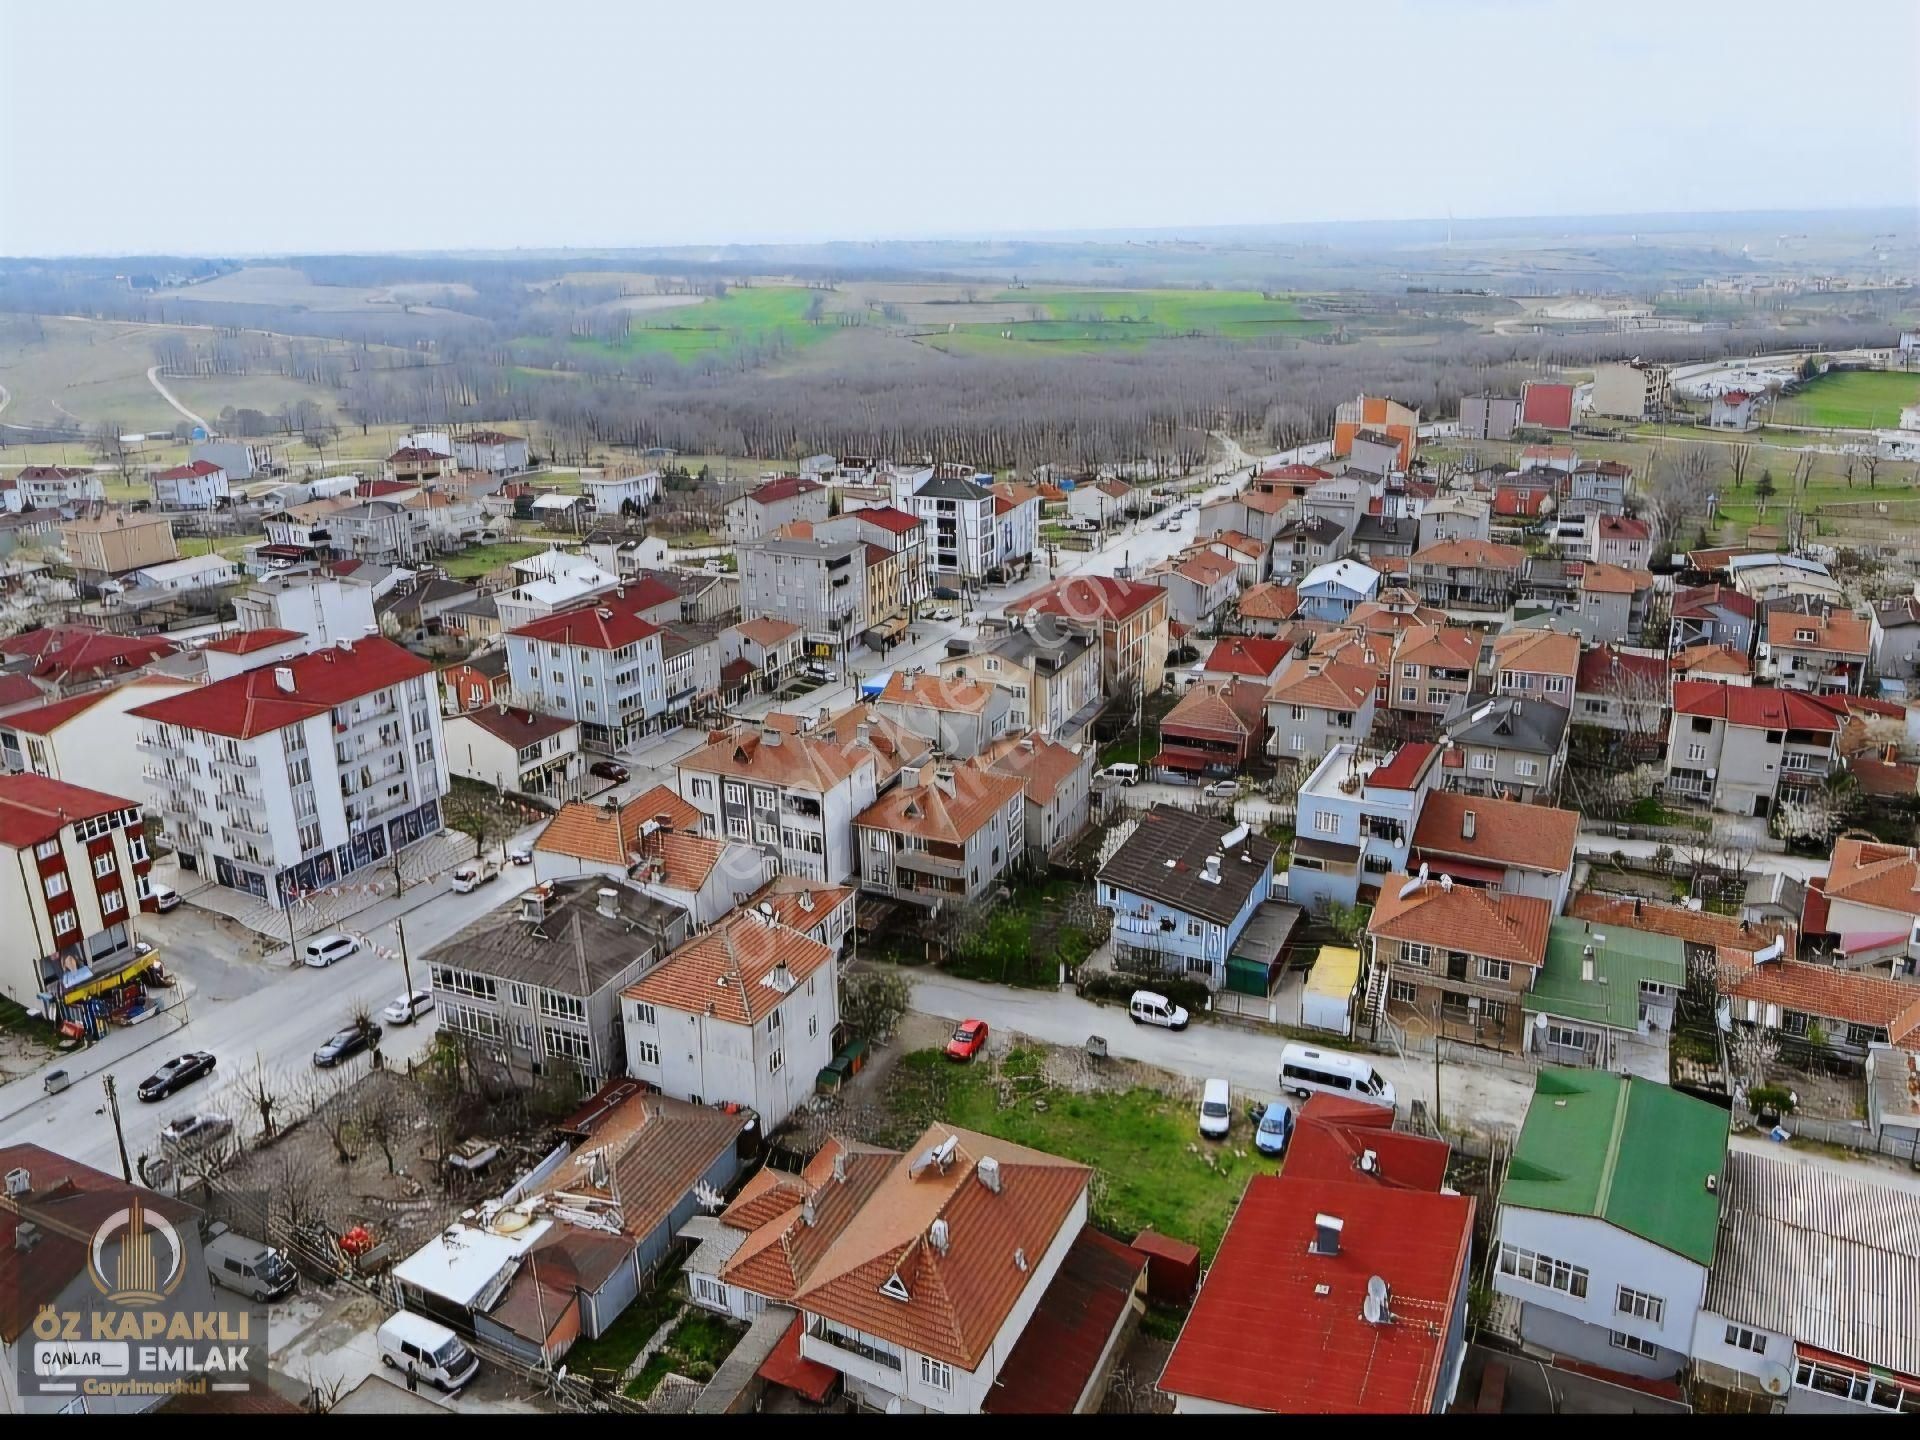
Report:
103,1074,132,1183
391,835,406,899
396,915,416,1000
1431,1000,1443,1131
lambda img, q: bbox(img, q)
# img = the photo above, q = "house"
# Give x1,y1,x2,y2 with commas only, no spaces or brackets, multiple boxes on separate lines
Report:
1590,360,1672,420
1671,585,1756,656
1727,552,1843,606
904,473,999,583
1232,581,1301,637
0,675,194,814
507,597,668,750
1068,478,1134,529
1368,869,1552,1051
493,555,625,630
1389,625,1480,722
453,430,530,473
1671,643,1753,686
119,553,237,597
1520,918,1687,1077
444,707,581,799
1152,678,1269,783
726,476,830,542
982,733,1095,856
1004,576,1169,697
1097,805,1289,993
1565,892,1791,977
1567,460,1633,517
1345,587,1448,642
583,530,671,578
1759,606,1871,694
1458,393,1522,442
386,445,454,484
817,506,930,626
0,776,155,1031
1709,391,1759,430
0,625,179,698
1334,394,1420,469
1869,596,1920,687
1493,1070,1727,1378
1440,696,1569,803
991,482,1042,568
1407,539,1527,623
1347,428,1404,477
1297,558,1381,623
1409,791,1578,910
937,617,1103,742
1157,1105,1473,1414
1199,529,1268,586
1521,380,1577,431
329,500,416,566
725,615,806,692
622,905,838,1130
151,459,230,510
1663,681,1843,819
1264,659,1378,769
1492,629,1579,710
580,469,662,519
1198,488,1291,546
1812,836,1920,963
534,785,767,926
854,758,1026,910
739,537,869,663
1287,742,1440,915
1159,550,1240,629
744,875,857,953
1198,635,1291,688
1491,480,1555,530
233,571,380,649
1722,958,1920,1057
1574,644,1669,737
14,464,106,509
1416,494,1491,550
1585,515,1654,569
60,512,178,585
1269,514,1352,582
374,574,477,640
872,671,1012,760
190,440,276,484
1353,514,1419,569
1249,462,1334,498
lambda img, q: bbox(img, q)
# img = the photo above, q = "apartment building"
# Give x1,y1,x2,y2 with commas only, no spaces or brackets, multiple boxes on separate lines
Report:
151,459,230,510
1458,393,1522,441
0,775,155,1033
1407,539,1527,623
905,474,999,584
1574,563,1657,647
1440,696,1569,803
937,617,1103,742
816,505,929,624
232,572,378,649
507,597,668,749
1265,659,1379,768
1568,461,1632,516
0,676,194,815
1333,394,1420,469
1492,629,1579,710
872,671,1012,760
60,512,178,584
677,724,884,884
1389,625,1480,722
982,732,1095,857
740,537,869,664
1159,550,1241,629
1287,741,1440,915
726,476,830,541
1590,360,1672,420
1663,680,1843,818
1584,515,1653,568
1269,515,1352,583
1759,606,1871,694
1004,575,1169,697
992,482,1042,568
855,759,1026,910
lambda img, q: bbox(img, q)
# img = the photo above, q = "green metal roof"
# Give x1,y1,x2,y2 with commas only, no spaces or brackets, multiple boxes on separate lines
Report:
1503,1068,1728,1267
1522,918,1687,1032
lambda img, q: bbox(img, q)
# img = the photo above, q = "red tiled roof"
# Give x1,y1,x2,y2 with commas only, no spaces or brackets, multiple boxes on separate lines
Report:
1393,624,1478,670
1412,792,1579,874
1007,574,1166,624
1822,836,1920,918
0,626,178,683
758,1315,839,1402
1260,464,1335,482
1579,561,1653,594
127,637,431,740
1163,678,1269,740
1671,679,1843,732
203,627,304,655
1576,644,1668,695
1726,960,1920,1040
1766,608,1871,658
509,595,663,651
981,1228,1146,1415
626,909,833,1027
1236,581,1300,621
744,475,824,505
1411,539,1525,569
1672,583,1755,620
1265,660,1376,712
1492,485,1553,519
1565,893,1792,962
0,674,44,710
849,505,921,534
155,459,222,480
1202,636,1291,679
1493,628,1578,678
0,686,117,735
0,773,137,849
1670,643,1751,678
1369,871,1551,967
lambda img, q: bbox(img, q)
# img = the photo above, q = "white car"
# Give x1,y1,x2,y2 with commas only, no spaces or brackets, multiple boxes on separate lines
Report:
383,990,435,1025
1202,780,1239,799
930,606,955,621
302,934,360,968
507,846,533,866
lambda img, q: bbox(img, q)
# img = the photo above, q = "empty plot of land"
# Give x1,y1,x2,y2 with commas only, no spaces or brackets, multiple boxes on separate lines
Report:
1773,369,1920,429
184,265,423,312
0,316,183,432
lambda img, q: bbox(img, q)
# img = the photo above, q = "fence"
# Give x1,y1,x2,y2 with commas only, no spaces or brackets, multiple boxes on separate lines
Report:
1772,1112,1920,1163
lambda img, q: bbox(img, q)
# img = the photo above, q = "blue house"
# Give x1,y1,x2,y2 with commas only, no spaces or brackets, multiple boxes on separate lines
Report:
1298,558,1383,622
1097,804,1301,995
1287,741,1441,916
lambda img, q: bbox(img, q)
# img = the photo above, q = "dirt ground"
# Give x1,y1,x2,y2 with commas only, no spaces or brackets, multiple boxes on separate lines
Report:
1101,1332,1175,1415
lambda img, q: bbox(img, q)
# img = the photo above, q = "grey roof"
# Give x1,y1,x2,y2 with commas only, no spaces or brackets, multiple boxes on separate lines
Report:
968,616,1096,673
1098,804,1279,926
1443,695,1569,755
446,593,500,620
1705,1149,1920,1378
1353,515,1415,546
745,536,865,562
912,475,994,503
1278,515,1346,545
426,878,687,996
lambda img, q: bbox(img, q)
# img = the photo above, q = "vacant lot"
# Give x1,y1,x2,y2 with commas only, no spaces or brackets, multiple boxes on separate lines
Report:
925,287,1325,355
439,541,547,579
1773,369,1920,429
560,286,844,362
0,315,184,433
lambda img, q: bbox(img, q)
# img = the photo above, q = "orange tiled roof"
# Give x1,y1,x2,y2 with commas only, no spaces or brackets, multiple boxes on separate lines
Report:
1171,551,1239,587
855,760,1025,845
1237,582,1301,620
733,616,803,647
1411,539,1525,569
982,733,1089,806
1671,643,1751,677
1163,678,1268,739
534,783,701,866
1266,660,1377,712
1579,562,1654,595
1412,792,1578,872
1492,628,1578,677
1565,893,1792,960
679,725,871,792
1822,837,1920,918
1393,624,1479,669
625,909,833,1027
1726,960,1920,1039
1369,872,1551,967
1766,608,1871,658
744,876,855,936
878,671,997,715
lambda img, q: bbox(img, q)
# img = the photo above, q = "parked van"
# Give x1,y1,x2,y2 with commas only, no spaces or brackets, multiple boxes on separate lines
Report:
1100,763,1141,787
205,1226,298,1302
1129,989,1190,1030
1278,1044,1395,1110
1198,1078,1231,1139
377,1311,479,1393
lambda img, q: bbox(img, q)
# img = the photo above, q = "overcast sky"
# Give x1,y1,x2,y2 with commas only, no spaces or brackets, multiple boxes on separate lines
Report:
3,0,1916,256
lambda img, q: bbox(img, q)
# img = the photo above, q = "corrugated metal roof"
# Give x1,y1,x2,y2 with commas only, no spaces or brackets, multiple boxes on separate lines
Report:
1705,1150,1920,1378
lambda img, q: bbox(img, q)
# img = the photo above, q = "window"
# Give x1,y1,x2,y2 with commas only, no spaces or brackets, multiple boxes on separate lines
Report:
920,1356,953,1393
92,853,117,878
1479,957,1512,983
1400,686,1418,703
540,991,587,1023
766,1010,783,1036
1724,1324,1766,1355
1846,1022,1888,1048
808,1015,818,1039
1616,1286,1666,1326
1546,676,1568,693
690,778,714,800
1515,760,1540,779
724,782,746,805
1390,979,1418,1003
43,872,68,900
1470,753,1495,772
542,1027,593,1064
34,839,58,861
1496,1244,1589,1299
100,888,123,915
1313,811,1339,835
768,1048,784,1076
1686,743,1707,762
632,1001,656,1026
1610,1330,1658,1360
53,909,77,936
1402,664,1418,678
1401,942,1432,969
1186,918,1202,938
635,1041,660,1067
1780,1010,1810,1037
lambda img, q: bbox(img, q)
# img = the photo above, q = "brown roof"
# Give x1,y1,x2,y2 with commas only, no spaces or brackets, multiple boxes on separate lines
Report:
982,733,1090,806
1265,659,1376,711
878,671,997,715
635,828,733,893
1671,643,1752,678
1492,628,1579,678
1171,551,1239,587
1726,961,1920,1040
1411,539,1525,570
733,616,803,647
1368,872,1551,967
1766,608,1872,657
980,1228,1147,1414
1393,624,1478,669
680,724,871,792
744,876,856,937
535,783,704,866
721,1140,901,1301
1163,677,1268,739
455,706,576,747
1207,529,1266,558
1579,562,1654,595
526,1090,744,1240
1565,892,1792,961
855,760,1025,845
1411,792,1579,873
1236,581,1301,620
1822,837,1920,919
625,909,833,1027
1006,575,1167,625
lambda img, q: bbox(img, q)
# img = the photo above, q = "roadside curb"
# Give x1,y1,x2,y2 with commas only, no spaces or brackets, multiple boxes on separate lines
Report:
0,986,198,1128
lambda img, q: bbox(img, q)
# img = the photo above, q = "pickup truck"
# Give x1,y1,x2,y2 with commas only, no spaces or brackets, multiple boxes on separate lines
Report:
449,860,501,894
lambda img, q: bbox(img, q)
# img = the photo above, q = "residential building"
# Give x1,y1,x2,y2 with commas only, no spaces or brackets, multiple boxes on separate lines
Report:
1097,805,1289,993
1333,394,1420,469
1869,595,1920,686
127,553,240,595
1727,552,1843,606
745,875,857,952
1159,550,1240,629
151,459,230,510
440,651,511,713
1004,576,1169,697
1266,659,1378,768
1493,1070,1726,1378
1520,381,1577,431
1407,539,1527,623
1198,529,1267,587
493,558,624,632
1520,918,1687,1077
15,464,106,509
424,879,688,1087
724,616,806,693
677,723,883,884
982,733,1095,857
622,906,837,1131
453,430,530,473
1233,580,1301,637
233,571,378,649
1590,360,1672,420
938,617,1102,742
583,531,670,578
872,671,1012,759
330,500,417,566
1671,643,1753,686
991,482,1042,569
1568,460,1633,515
726,476,830,542
1708,390,1760,430
1759,606,1871,694
854,759,1025,910
1440,696,1569,803
1417,494,1491,551
1520,444,1578,475
1197,635,1291,688
1347,428,1403,477
1158,1103,1473,1414
816,505,930,624
0,625,178,699
1269,514,1352,582
1574,644,1669,737
1198,488,1290,546
1492,629,1579,709
1345,587,1447,642
0,776,155,1032
1368,869,1551,1051
740,536,868,664
1068,479,1134,529
386,446,453,484
0,677,194,813
444,707,580,799
1298,558,1381,623
1585,515,1653,569
1671,584,1757,656
579,470,661,519
129,637,450,909
1248,462,1334,498
1458,393,1522,442
1565,892,1791,977
1575,562,1657,646
507,599,668,749
60,512,178,584
1723,958,1920,1057
1151,677,1269,783
905,473,999,584
1663,681,1843,819
1409,790,1578,910
1288,742,1439,915
1389,625,1480,722
532,783,765,926
1813,836,1920,962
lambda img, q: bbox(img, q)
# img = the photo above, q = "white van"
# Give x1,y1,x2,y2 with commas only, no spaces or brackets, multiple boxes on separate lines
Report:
1100,763,1141,787
205,1227,297,1302
1278,1044,1395,1110
1129,989,1190,1030
377,1311,479,1393
1198,1078,1231,1140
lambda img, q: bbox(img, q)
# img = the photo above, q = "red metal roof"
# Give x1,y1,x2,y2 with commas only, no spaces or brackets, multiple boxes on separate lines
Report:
0,687,116,735
758,1314,838,1402
1367,742,1436,792
745,475,823,505
849,505,922,534
127,637,432,740
1671,678,1844,732
1283,1097,1453,1192
508,593,665,650
204,627,304,655
982,1227,1146,1414
0,626,178,682
0,774,137,849
155,459,222,480
1202,636,1291,679
1521,381,1575,430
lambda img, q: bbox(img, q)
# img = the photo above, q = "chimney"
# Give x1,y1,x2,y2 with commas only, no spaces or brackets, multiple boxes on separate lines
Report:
13,1222,41,1254
929,1218,950,1256
904,672,915,692
762,726,782,746
522,891,546,925
932,767,956,798
833,1150,846,1183
1204,855,1222,883
273,665,295,693
1312,1214,1344,1256
1461,809,1476,840
900,766,920,789
977,1156,1002,1194
596,887,619,918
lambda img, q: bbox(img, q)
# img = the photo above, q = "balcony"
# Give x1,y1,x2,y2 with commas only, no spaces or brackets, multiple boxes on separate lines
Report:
210,752,258,775
135,732,180,755
895,847,966,880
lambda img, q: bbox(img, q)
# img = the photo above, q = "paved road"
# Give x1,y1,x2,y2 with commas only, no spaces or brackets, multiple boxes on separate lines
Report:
147,364,211,433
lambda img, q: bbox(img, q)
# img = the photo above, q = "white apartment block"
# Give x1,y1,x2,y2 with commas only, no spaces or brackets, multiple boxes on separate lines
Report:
506,601,669,750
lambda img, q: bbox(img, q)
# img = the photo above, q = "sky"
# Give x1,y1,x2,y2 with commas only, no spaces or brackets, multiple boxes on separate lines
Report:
3,0,1917,256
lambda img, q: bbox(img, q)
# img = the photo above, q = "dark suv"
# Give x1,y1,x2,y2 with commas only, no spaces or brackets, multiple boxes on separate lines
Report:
313,1021,382,1068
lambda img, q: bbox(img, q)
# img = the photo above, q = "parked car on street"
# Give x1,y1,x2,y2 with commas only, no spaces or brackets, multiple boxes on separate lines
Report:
383,990,435,1025
152,883,182,913
160,1111,233,1152
1099,763,1141,787
945,1019,990,1062
313,1021,381,1068
1202,780,1239,799
507,846,533,866
1129,990,1190,1030
590,760,630,783
303,934,360,968
138,1051,216,1102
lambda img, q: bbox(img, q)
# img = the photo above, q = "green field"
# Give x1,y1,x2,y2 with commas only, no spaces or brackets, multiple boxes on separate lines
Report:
926,288,1325,354
558,286,843,361
439,541,548,579
1774,369,1920,430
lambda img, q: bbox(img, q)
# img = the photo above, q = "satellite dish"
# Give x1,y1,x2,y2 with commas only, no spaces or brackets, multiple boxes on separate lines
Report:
1366,1275,1390,1304
1362,1294,1389,1325
1534,1013,1550,1031
1758,1361,1791,1397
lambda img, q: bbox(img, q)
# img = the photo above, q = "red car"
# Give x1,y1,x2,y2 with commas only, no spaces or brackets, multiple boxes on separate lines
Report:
945,1019,989,1062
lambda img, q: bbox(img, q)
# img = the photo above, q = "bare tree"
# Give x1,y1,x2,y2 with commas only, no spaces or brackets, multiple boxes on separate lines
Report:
240,1058,286,1142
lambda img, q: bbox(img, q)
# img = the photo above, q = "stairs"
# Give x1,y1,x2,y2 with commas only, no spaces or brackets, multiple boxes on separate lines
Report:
1361,955,1390,1028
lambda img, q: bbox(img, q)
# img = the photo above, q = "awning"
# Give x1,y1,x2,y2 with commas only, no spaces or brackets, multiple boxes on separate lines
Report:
259,544,310,558
1292,837,1360,867
758,1316,837,1403
865,613,909,641
58,947,157,1004
1413,854,1505,886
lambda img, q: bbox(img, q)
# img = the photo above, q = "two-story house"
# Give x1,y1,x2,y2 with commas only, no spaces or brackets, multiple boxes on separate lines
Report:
1574,645,1669,740
453,429,530,473
1004,576,1169,699
1197,635,1292,689
1068,478,1134,529
1407,539,1527,624
1232,580,1302,637
1367,868,1551,1051
726,476,830,542
1439,696,1569,803
936,616,1103,743
1159,551,1240,629
982,733,1095,858
1288,741,1440,915
1197,487,1290,546
1389,625,1480,723
1567,460,1632,515
1265,659,1379,769
1269,515,1352,582
1097,805,1288,992
854,760,1025,911
151,459,230,510
621,906,837,1131
872,671,1012,760
1297,558,1381,623
1494,1070,1727,1379
1662,681,1843,819
1408,790,1577,911
444,706,581,798
1492,629,1579,710
1670,584,1756,656
507,599,668,750
1759,606,1871,694
1519,918,1687,1076
1198,530,1269,587
1417,494,1492,550
1151,677,1269,783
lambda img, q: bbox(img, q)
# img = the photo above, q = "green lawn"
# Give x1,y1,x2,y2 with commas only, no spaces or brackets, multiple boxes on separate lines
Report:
891,1048,1271,1259
1773,369,1920,430
564,1258,686,1381
942,876,1094,987
439,541,548,579
177,535,253,560
926,288,1326,354
625,1311,744,1401
546,287,843,363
